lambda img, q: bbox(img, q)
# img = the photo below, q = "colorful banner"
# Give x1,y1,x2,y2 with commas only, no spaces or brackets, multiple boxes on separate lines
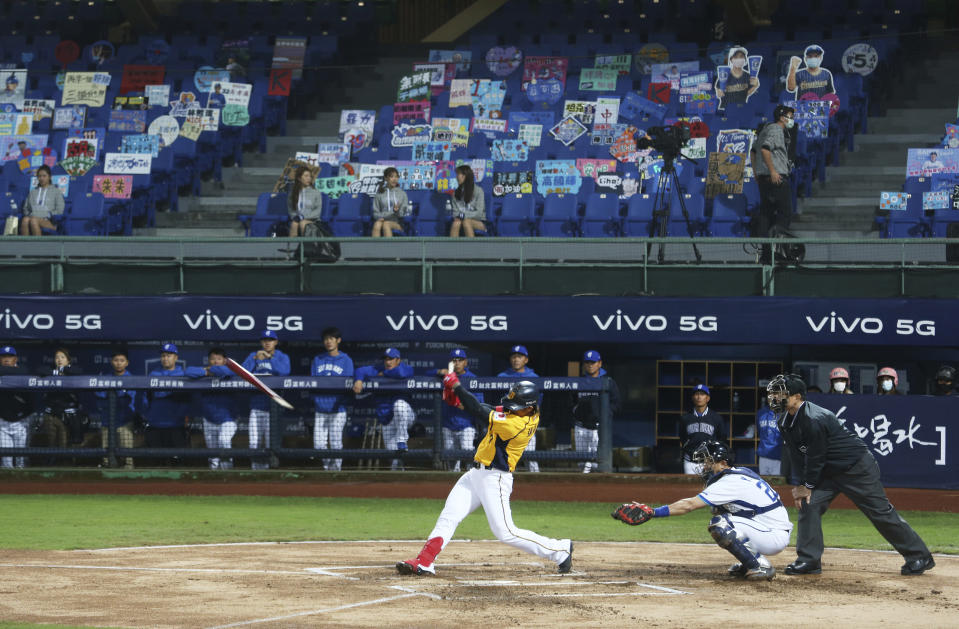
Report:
431,117,470,147
492,171,533,196
119,65,165,95
108,110,147,133
535,159,581,196
121,134,160,157
61,72,110,107
93,174,134,198
491,139,529,162
522,56,568,91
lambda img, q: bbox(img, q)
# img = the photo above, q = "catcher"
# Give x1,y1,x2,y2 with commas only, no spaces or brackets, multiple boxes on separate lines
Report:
612,441,792,580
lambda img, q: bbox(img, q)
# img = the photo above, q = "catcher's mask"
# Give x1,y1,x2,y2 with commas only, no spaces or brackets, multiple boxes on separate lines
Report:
766,373,806,413
691,440,733,482
501,380,538,412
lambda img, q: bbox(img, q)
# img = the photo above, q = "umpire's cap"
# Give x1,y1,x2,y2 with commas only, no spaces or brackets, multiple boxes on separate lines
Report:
501,380,538,412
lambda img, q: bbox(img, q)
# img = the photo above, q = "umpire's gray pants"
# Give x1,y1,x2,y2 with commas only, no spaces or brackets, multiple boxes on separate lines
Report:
797,452,930,563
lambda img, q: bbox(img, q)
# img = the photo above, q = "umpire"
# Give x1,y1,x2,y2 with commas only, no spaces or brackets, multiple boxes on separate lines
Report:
768,374,935,576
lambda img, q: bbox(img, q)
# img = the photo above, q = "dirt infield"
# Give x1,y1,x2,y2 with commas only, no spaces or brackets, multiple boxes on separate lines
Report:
0,541,955,628
1,472,955,512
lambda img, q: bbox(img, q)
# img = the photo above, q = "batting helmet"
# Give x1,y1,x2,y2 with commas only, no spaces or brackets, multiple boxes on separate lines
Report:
877,367,899,387
501,380,538,412
829,367,850,380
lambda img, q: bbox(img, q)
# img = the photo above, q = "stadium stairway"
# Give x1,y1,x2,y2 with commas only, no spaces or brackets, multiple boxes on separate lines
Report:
138,55,422,237
792,51,959,239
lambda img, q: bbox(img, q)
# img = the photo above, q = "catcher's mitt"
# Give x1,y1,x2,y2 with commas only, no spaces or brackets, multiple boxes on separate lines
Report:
611,502,654,526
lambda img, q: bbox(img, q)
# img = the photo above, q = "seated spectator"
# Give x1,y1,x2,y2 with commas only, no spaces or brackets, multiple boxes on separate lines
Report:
352,347,415,471
38,347,86,456
371,167,409,238
679,384,726,475
569,350,620,474
186,347,238,470
877,367,902,396
449,164,487,237
20,165,64,236
827,366,854,395
95,349,137,469
497,344,540,472
933,365,955,396
143,343,192,463
288,166,322,237
0,345,32,469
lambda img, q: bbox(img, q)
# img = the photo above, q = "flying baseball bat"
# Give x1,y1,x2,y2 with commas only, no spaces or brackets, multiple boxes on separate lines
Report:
225,358,294,410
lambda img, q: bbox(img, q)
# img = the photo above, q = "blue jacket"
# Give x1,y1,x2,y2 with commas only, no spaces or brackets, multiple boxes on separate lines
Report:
496,367,539,378
354,360,414,424
311,351,354,413
429,368,483,431
94,370,137,427
186,364,239,424
757,405,782,459
144,366,192,428
241,349,291,411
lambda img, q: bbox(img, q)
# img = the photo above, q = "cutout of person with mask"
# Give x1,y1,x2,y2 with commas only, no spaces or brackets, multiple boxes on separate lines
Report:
787,44,836,99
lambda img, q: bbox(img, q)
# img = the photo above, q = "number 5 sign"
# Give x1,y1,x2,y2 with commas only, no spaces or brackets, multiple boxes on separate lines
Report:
841,43,879,76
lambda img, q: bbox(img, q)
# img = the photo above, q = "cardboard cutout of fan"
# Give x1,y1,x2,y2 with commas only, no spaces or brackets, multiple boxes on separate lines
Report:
225,358,294,409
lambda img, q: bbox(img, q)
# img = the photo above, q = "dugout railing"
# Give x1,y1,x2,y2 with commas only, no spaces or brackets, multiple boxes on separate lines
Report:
0,375,615,471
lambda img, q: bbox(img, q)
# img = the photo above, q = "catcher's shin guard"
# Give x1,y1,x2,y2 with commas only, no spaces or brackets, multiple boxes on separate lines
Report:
708,515,761,570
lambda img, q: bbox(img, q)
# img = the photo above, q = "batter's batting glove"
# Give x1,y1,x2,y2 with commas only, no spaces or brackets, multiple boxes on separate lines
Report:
611,502,654,526
442,372,460,390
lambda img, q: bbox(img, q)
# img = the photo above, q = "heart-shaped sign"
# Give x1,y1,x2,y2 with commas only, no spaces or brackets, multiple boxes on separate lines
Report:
486,46,523,77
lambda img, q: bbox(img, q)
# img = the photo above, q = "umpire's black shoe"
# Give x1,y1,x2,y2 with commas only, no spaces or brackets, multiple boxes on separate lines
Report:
558,541,573,574
784,560,822,575
901,556,935,576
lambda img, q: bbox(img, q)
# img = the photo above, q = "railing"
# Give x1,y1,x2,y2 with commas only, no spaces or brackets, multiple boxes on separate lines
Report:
0,375,615,471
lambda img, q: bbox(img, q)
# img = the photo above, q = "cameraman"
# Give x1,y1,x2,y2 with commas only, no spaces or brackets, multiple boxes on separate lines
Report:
753,105,794,264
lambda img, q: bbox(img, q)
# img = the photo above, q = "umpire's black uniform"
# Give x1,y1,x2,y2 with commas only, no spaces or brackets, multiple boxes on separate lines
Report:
780,400,932,571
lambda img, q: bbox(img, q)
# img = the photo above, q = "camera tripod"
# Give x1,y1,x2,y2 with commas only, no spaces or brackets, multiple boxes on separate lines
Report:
650,154,702,263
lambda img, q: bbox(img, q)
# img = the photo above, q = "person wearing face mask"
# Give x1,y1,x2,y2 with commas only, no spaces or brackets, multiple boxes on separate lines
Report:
876,367,901,396
786,44,836,99
827,367,854,395
715,46,759,111
932,365,955,396
753,105,794,264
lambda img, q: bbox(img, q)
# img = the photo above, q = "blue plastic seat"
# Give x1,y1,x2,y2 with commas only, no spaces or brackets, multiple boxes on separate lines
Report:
581,192,622,237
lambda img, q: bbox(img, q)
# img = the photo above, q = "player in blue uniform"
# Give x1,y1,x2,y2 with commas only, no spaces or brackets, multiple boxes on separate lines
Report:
143,343,192,463
241,330,291,470
352,347,416,470
433,348,483,472
311,327,354,471
497,344,540,472
186,347,239,470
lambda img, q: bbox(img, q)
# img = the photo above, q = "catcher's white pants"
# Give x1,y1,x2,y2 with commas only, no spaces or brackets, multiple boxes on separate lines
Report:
574,425,598,472
758,457,781,476
443,426,476,472
204,420,237,470
428,468,571,565
726,515,790,557
248,408,271,470
314,410,347,471
0,419,28,468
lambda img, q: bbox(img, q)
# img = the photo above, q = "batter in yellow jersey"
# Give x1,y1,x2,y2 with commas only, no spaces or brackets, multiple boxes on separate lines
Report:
396,376,573,576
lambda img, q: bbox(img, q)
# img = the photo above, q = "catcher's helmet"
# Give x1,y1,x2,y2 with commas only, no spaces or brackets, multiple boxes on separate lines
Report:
501,380,538,412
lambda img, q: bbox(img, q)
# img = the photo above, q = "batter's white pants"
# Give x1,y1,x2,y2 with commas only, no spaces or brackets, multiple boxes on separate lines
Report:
526,432,539,473
0,419,28,468
574,425,599,473
727,515,791,557
759,457,781,476
443,426,476,472
248,408,271,470
314,410,347,471
204,420,237,470
428,468,571,566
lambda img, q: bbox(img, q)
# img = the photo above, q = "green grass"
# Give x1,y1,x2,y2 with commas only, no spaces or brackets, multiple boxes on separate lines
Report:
0,495,956,554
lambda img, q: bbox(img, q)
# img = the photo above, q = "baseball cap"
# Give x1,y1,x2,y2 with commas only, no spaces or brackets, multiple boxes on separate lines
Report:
450,348,467,359
383,347,401,359
0,345,16,356
583,350,601,362
160,343,178,354
510,344,528,356
260,330,278,340
692,384,710,395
